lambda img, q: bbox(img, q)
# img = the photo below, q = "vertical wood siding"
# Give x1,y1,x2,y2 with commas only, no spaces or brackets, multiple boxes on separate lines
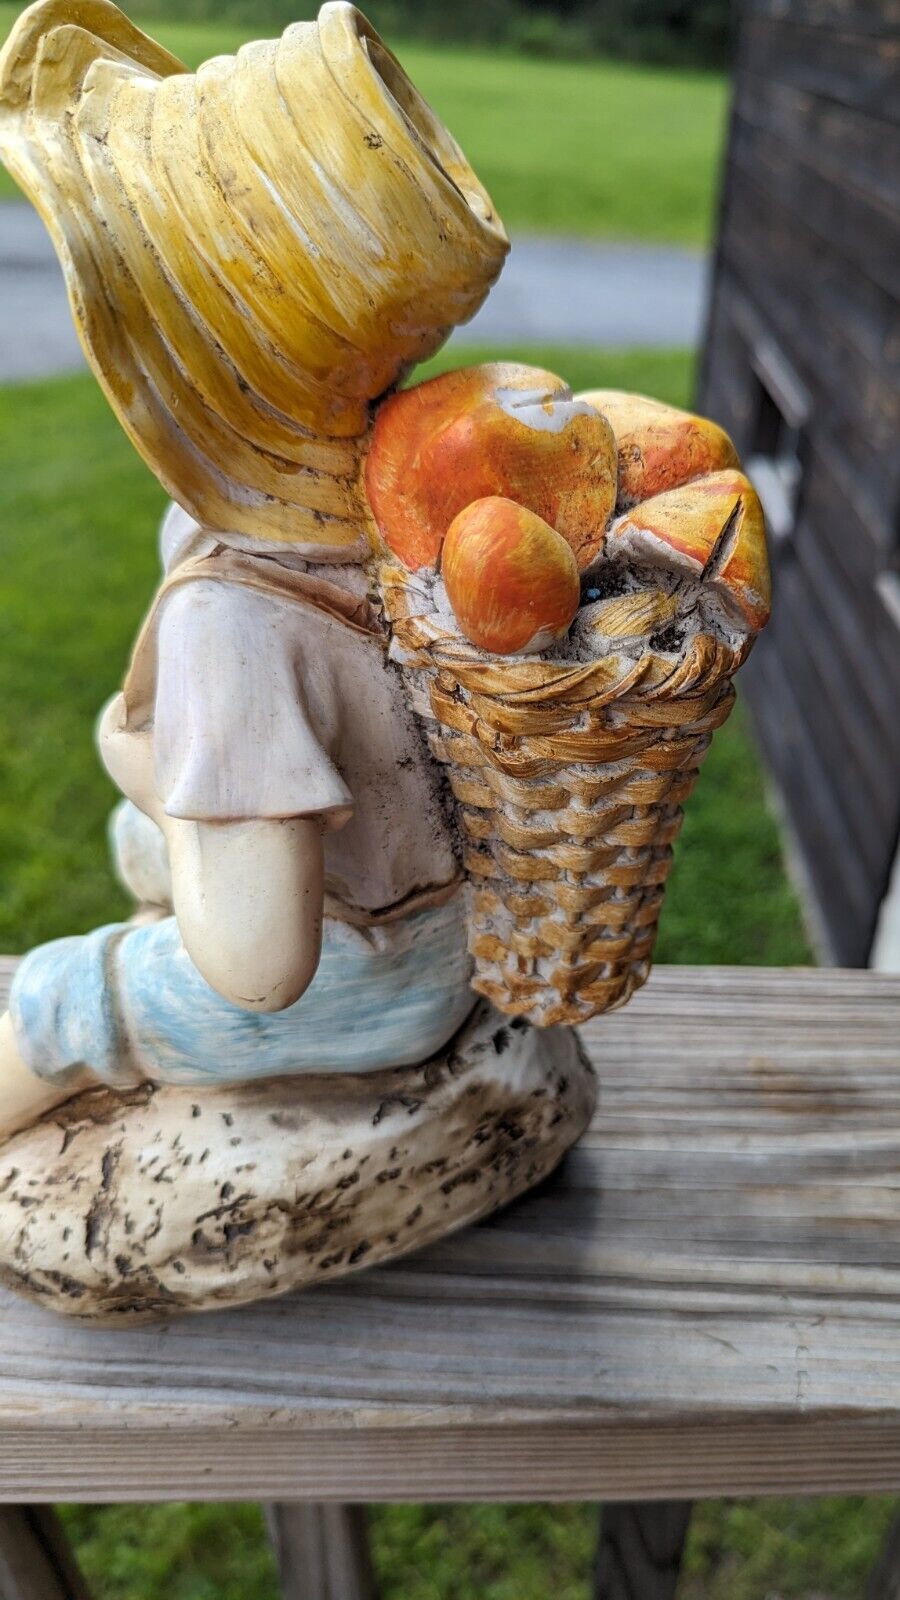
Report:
698,0,900,964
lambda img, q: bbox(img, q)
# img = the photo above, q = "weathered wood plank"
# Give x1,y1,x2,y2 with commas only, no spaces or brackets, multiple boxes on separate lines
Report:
0,1508,91,1600
594,1503,692,1600
795,444,900,686
792,466,900,731
699,241,900,969
0,964,899,1501
6,1419,900,1504
265,1505,378,1600
741,16,900,114
758,555,898,853
702,0,900,970
735,73,900,218
743,649,882,963
706,242,899,556
744,0,900,33
752,566,895,858
728,115,899,301
718,186,900,471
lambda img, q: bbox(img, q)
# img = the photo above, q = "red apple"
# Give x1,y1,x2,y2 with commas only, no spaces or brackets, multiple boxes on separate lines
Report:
577,389,738,509
366,363,616,572
607,470,771,633
442,496,580,655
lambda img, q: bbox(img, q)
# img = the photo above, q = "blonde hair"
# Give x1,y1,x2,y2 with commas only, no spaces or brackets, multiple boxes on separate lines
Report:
0,0,508,545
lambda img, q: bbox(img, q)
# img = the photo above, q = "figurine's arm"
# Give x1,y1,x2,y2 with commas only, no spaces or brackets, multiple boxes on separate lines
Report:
165,815,324,1012
99,694,329,1015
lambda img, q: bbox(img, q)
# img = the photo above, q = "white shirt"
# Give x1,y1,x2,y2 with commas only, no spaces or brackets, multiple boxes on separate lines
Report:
148,507,460,916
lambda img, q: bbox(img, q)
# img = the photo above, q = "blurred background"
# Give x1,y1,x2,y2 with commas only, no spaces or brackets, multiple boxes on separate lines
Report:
1,0,898,1592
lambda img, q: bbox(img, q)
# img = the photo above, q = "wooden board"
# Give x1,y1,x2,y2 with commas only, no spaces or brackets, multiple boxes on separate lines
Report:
0,961,899,1503
698,0,900,969
742,14,900,116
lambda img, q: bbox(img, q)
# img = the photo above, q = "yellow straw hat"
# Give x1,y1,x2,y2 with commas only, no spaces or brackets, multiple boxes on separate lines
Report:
0,0,508,546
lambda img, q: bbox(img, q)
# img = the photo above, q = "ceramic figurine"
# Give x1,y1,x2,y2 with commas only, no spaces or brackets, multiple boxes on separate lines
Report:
0,0,770,1322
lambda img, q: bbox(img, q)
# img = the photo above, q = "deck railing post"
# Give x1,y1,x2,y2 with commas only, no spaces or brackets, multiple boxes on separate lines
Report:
264,1504,379,1600
865,1512,900,1600
594,1501,693,1600
0,1508,91,1600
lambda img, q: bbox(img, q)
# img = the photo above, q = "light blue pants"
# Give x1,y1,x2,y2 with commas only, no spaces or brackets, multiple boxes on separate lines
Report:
10,899,475,1089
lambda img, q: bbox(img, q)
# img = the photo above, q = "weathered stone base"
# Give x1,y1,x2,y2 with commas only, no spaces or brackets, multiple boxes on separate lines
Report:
0,1003,594,1324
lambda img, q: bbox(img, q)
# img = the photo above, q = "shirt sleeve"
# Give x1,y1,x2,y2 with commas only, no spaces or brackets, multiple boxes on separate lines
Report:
152,578,353,824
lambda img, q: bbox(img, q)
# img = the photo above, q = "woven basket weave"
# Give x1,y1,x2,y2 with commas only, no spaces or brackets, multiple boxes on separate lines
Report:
380,565,749,1026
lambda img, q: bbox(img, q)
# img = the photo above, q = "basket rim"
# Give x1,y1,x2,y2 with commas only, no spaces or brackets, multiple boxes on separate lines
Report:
378,560,749,705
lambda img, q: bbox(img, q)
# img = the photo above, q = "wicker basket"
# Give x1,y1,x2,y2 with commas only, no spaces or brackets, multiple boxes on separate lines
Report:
380,564,749,1026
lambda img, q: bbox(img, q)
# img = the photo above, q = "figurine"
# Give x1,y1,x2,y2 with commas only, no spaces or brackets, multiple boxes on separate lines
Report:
0,0,769,1321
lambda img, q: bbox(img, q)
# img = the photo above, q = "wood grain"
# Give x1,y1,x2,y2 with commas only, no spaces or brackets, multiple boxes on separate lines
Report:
0,962,899,1502
698,0,900,969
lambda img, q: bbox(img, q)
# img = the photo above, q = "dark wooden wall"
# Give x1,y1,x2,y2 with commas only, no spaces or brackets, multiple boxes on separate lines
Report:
698,0,900,965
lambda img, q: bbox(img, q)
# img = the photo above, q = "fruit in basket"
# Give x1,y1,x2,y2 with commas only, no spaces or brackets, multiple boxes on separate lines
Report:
607,469,771,632
442,496,580,655
378,385,773,1028
578,389,738,510
366,363,617,572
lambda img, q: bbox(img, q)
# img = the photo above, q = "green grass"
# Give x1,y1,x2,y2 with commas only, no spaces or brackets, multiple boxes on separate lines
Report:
0,7,727,241
58,1496,900,1598
1,347,850,1593
0,344,808,968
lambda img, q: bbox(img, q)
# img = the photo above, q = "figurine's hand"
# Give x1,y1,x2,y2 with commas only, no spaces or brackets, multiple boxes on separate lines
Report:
166,817,325,1013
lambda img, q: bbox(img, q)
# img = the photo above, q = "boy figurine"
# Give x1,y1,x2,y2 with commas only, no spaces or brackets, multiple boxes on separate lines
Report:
0,0,515,1141
0,0,599,1316
0,0,767,1319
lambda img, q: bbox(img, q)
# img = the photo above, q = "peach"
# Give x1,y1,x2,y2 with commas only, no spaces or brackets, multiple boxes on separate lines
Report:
366,363,617,572
607,470,771,634
442,496,580,655
577,389,738,509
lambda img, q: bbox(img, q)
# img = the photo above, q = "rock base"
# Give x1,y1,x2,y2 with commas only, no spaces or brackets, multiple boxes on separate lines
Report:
0,1004,594,1323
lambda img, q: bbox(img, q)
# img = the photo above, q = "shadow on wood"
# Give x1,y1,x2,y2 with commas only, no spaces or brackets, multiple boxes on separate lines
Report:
594,1502,693,1600
0,1508,91,1600
265,1504,378,1600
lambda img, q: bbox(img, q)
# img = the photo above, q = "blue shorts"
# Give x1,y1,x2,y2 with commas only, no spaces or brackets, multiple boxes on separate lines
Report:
10,898,475,1088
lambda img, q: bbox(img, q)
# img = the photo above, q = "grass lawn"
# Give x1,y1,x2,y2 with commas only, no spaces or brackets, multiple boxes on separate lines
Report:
0,5,726,242
0,344,807,966
59,1497,900,1600
4,347,885,1594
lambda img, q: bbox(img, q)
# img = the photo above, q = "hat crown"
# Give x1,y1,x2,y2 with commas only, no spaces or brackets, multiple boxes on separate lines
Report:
0,0,508,545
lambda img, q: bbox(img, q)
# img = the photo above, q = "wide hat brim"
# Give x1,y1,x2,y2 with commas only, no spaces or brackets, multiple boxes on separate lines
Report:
0,0,509,546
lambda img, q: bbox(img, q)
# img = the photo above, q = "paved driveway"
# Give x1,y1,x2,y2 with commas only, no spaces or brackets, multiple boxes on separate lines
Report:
1,205,84,380
0,202,708,382
464,233,708,348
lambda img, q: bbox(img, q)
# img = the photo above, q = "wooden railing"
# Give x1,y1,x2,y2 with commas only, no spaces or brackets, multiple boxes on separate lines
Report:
1,962,899,1598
